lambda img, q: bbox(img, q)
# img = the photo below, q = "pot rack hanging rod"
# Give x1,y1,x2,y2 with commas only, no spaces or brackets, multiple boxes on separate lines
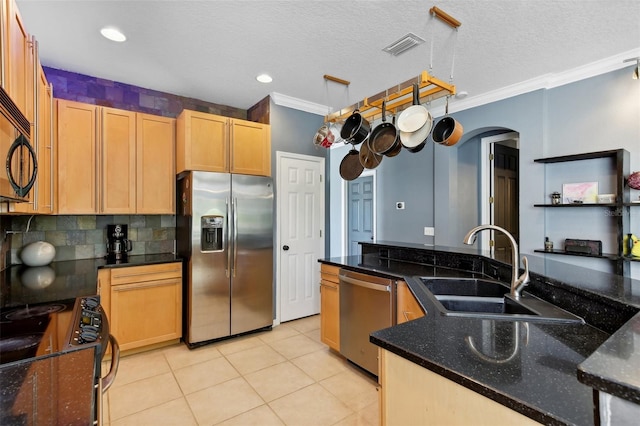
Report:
325,70,455,123
323,74,351,86
429,6,461,28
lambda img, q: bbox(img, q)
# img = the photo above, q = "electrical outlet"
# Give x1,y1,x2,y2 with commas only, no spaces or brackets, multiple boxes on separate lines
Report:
396,202,405,210
424,227,435,236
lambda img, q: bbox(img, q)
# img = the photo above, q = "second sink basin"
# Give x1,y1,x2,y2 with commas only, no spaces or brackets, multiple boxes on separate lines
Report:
416,276,584,324
437,296,537,316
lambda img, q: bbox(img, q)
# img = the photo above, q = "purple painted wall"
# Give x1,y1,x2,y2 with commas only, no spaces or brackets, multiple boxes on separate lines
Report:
44,66,247,119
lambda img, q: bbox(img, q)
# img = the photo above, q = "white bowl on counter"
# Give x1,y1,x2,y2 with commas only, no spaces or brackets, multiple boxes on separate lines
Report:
20,241,56,266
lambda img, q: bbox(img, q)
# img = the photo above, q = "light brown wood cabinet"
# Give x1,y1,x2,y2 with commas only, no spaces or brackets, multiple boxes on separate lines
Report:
56,100,97,213
56,99,175,214
176,109,271,176
3,0,34,122
98,262,182,352
320,263,340,351
379,349,541,425
136,113,175,214
396,280,425,324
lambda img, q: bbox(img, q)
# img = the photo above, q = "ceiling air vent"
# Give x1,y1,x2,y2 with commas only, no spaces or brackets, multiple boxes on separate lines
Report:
382,33,425,56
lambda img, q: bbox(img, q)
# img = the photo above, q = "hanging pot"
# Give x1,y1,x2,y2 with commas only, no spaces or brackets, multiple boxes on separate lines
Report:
359,138,382,169
339,147,364,181
340,109,370,145
370,100,400,157
432,97,463,147
398,84,432,152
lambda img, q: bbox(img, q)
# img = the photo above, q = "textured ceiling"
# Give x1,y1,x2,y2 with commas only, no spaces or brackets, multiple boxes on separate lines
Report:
16,0,640,112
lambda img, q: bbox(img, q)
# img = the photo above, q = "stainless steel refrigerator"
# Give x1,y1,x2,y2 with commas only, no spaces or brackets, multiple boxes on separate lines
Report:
176,171,274,347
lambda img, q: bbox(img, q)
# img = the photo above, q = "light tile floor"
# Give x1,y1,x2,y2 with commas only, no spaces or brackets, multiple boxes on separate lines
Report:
102,315,380,426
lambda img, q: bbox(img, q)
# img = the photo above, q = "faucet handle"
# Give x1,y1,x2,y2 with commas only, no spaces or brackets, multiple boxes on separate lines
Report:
520,256,530,280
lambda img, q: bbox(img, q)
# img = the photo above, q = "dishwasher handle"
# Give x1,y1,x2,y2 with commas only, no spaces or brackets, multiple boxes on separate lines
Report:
339,273,391,292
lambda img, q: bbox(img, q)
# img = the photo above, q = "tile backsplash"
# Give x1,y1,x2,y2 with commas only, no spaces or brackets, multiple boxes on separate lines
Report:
7,215,175,264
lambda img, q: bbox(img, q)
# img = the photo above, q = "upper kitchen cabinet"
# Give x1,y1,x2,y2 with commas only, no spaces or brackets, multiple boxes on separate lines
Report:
101,107,137,213
3,0,34,122
56,99,175,215
176,109,271,176
56,100,97,214
136,113,175,214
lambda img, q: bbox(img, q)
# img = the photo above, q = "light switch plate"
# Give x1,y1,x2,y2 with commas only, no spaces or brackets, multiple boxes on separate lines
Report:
424,227,435,236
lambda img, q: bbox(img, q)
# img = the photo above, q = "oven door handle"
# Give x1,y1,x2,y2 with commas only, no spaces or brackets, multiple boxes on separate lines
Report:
339,274,391,292
102,334,120,393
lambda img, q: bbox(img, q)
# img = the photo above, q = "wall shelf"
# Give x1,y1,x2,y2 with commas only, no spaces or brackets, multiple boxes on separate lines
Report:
534,148,632,276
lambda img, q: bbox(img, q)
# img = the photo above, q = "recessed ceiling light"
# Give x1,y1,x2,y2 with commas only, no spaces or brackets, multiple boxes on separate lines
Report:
256,74,273,83
100,27,126,42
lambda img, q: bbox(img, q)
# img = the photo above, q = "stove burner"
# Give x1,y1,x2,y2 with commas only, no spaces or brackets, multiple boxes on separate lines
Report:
0,334,43,353
4,303,67,321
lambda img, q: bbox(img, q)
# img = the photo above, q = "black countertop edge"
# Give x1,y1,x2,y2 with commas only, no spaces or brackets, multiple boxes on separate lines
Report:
370,329,569,426
577,313,640,404
96,253,183,269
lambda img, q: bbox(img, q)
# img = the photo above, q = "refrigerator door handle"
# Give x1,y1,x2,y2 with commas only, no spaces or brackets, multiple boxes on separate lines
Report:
233,197,238,277
226,197,231,278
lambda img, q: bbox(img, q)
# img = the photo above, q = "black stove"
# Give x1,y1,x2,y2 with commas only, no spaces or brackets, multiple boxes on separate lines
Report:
0,287,117,425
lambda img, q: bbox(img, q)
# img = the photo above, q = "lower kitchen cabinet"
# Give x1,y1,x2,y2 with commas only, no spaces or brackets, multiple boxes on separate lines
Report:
396,280,425,324
98,262,182,352
378,349,540,425
320,263,340,351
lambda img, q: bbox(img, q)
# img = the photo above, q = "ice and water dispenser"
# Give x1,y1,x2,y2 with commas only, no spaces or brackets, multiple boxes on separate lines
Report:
201,215,224,251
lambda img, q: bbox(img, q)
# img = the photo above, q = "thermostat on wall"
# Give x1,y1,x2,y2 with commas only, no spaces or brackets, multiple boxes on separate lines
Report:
396,202,405,210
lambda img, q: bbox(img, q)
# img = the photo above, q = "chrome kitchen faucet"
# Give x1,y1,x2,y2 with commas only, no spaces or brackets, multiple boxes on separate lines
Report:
463,225,530,298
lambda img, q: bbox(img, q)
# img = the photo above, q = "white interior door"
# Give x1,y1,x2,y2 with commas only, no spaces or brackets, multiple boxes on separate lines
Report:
277,152,325,323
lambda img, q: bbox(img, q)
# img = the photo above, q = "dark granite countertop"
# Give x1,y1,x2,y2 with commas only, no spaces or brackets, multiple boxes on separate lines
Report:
320,242,640,425
0,254,182,309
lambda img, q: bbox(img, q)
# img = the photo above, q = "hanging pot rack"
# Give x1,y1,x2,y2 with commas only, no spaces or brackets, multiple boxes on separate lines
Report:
324,71,455,123
325,6,460,124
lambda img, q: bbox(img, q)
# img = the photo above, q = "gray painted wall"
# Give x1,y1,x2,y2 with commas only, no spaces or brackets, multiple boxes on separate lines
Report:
268,100,328,255
329,67,640,279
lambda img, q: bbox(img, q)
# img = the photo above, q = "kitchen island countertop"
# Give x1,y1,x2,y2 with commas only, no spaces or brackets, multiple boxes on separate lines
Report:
320,244,640,425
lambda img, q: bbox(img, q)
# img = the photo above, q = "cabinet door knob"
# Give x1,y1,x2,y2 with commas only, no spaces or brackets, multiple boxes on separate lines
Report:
283,245,290,251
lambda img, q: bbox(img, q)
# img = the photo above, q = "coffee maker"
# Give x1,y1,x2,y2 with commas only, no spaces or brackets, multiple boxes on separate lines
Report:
106,224,132,262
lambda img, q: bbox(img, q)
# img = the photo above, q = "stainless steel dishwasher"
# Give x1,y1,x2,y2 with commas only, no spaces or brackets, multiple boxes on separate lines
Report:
339,269,395,376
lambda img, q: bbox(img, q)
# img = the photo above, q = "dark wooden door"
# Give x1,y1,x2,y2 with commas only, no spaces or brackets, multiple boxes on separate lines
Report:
493,144,519,264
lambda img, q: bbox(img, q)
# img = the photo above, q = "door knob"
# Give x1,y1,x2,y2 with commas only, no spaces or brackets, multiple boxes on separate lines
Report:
283,245,290,251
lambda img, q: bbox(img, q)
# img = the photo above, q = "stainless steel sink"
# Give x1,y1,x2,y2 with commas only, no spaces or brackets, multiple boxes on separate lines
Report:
420,277,508,297
417,277,584,324
436,296,537,315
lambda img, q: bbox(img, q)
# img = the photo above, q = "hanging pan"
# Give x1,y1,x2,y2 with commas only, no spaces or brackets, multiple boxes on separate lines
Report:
370,100,401,157
399,83,432,153
359,138,383,169
432,97,463,147
339,145,364,181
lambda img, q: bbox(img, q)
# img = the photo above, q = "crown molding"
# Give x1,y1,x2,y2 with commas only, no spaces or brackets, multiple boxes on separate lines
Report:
271,48,640,118
446,48,640,115
270,92,329,116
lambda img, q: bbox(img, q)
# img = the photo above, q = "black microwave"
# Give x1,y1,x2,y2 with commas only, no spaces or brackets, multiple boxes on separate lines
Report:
0,86,37,202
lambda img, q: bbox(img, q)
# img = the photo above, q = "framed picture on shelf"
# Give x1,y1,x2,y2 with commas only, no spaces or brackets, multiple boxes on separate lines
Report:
562,182,598,204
